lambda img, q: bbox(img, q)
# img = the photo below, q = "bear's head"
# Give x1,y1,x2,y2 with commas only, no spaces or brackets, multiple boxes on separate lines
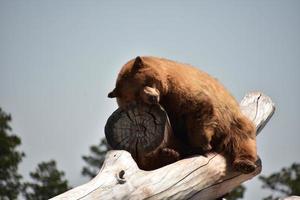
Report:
108,56,167,107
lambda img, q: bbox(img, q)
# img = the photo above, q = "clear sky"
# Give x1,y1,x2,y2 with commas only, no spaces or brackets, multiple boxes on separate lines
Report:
0,0,299,199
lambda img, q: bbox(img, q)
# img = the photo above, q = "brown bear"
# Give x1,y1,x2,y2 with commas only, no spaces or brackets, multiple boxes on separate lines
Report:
108,56,257,174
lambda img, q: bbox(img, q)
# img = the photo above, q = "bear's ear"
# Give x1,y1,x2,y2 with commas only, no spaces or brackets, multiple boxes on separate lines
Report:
132,56,144,71
108,88,117,98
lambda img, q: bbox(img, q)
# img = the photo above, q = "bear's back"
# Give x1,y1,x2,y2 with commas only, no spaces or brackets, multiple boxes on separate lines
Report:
139,56,240,114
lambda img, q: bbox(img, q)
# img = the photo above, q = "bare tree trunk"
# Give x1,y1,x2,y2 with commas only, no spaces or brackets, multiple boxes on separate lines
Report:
51,92,275,200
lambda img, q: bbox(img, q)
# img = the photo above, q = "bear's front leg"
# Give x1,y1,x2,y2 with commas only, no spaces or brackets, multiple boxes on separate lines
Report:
186,119,214,152
185,99,216,153
140,147,180,170
159,148,181,165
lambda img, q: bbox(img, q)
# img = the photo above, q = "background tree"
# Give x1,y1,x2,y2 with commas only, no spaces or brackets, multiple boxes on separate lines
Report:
82,138,111,179
259,163,300,200
22,160,71,200
0,107,25,200
225,185,246,200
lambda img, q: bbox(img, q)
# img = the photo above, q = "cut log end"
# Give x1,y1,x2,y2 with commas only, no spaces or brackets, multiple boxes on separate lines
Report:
105,103,172,160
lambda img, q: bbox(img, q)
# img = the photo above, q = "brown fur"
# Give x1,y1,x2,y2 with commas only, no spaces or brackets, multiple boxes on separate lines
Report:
108,56,257,173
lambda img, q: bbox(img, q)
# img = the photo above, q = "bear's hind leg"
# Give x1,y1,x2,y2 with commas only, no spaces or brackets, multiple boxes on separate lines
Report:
232,138,257,173
227,116,257,174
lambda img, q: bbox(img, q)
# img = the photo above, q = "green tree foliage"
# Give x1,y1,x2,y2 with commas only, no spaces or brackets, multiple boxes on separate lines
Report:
22,160,71,200
0,107,25,200
259,163,300,200
226,185,246,200
82,138,111,179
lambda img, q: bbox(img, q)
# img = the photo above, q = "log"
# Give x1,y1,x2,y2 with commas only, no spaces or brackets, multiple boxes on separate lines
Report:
51,92,275,200
104,103,171,154
105,102,180,170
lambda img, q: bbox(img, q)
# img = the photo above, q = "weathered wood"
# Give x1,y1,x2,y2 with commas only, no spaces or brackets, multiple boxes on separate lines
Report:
105,103,169,155
51,92,275,200
105,103,176,169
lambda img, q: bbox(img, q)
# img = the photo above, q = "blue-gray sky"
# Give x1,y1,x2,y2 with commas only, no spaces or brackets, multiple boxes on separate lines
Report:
0,0,299,199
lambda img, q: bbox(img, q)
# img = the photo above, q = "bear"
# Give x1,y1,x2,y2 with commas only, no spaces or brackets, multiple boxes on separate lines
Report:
108,56,257,174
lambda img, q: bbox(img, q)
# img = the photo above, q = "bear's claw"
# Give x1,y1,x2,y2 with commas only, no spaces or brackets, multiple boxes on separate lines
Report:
160,148,180,164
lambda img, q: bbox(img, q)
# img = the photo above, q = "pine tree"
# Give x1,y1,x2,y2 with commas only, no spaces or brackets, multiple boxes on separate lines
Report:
82,138,111,179
0,107,25,200
226,185,246,200
22,160,71,200
259,163,300,200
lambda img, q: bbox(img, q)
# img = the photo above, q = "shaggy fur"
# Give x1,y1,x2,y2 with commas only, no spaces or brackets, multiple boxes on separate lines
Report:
108,56,257,173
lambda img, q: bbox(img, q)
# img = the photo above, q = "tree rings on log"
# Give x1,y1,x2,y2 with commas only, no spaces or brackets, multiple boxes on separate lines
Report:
105,103,172,161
